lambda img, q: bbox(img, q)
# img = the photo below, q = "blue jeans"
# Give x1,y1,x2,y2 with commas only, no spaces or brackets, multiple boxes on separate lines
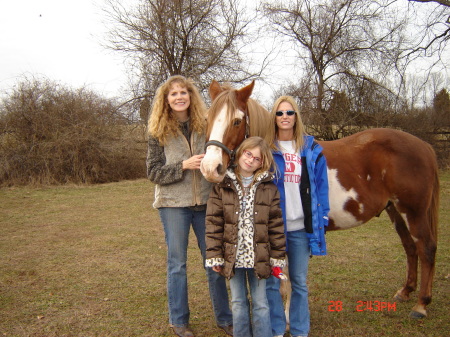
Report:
266,230,310,336
159,207,232,328
229,268,272,337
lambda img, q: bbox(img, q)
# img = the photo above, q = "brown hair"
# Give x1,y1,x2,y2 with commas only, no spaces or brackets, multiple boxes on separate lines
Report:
206,83,271,140
265,95,306,153
147,75,206,145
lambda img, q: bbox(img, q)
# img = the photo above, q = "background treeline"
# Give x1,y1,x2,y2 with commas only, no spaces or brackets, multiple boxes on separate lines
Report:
0,76,448,186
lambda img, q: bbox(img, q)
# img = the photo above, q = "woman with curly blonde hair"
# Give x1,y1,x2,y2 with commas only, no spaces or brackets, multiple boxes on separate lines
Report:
147,75,232,337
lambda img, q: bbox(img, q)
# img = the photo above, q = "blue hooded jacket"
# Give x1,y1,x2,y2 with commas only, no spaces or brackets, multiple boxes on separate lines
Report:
272,135,330,255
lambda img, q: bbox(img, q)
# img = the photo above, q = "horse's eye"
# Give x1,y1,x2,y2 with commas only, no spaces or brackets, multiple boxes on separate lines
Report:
233,119,242,127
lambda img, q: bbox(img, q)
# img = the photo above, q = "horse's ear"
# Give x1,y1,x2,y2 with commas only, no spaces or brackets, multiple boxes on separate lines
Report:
209,80,223,101
236,80,255,103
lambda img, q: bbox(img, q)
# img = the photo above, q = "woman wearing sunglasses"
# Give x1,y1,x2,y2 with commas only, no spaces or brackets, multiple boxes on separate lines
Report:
265,96,330,337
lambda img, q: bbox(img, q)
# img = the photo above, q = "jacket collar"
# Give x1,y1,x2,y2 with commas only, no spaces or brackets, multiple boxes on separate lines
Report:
222,169,272,185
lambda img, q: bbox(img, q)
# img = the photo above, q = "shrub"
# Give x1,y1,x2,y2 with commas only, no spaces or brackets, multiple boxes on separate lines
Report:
0,77,146,186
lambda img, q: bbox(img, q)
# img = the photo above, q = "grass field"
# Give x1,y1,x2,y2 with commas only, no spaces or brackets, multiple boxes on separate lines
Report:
0,172,449,337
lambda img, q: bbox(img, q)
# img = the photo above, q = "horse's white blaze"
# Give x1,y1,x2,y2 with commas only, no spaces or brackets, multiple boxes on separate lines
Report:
327,168,363,229
209,106,229,142
200,105,244,180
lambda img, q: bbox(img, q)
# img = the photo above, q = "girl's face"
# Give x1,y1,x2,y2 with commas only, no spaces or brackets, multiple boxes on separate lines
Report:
167,83,190,116
237,146,262,177
275,101,296,132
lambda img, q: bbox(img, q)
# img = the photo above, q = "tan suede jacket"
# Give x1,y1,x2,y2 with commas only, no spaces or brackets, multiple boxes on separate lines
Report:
146,130,211,209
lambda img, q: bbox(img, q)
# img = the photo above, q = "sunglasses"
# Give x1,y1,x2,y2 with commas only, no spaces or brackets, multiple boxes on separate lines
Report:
275,110,296,116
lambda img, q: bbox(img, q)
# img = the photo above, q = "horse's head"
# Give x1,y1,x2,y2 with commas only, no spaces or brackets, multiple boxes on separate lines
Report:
200,80,255,183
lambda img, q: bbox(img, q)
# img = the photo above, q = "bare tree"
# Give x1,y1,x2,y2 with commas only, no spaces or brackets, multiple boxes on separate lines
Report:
399,0,450,71
104,0,264,120
263,0,408,139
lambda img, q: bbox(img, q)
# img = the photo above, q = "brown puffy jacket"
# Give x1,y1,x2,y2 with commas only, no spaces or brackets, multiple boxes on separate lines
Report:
205,171,286,279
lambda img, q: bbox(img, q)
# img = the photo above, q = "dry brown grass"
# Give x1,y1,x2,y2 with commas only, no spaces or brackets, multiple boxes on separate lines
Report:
0,173,449,336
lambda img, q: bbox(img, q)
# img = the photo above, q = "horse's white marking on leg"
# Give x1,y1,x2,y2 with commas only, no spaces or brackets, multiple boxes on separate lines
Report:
390,197,417,241
400,212,409,231
397,210,418,241
327,168,363,229
367,174,371,181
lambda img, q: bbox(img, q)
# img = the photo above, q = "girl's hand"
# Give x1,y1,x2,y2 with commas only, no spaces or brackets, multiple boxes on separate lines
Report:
271,266,288,280
212,266,223,273
182,154,205,170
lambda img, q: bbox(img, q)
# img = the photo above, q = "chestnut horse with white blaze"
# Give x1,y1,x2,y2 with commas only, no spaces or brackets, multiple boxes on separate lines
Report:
200,80,439,319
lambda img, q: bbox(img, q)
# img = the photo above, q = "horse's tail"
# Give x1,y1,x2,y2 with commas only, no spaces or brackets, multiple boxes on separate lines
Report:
428,145,440,242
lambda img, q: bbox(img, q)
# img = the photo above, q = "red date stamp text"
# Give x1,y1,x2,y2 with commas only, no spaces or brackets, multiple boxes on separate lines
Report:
328,300,397,312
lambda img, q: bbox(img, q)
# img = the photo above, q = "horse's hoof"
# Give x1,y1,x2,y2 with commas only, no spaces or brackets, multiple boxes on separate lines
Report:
394,289,411,302
410,310,426,319
394,294,408,302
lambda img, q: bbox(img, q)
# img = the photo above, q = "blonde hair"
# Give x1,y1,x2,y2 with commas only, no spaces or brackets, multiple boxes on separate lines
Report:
147,75,206,145
265,96,306,153
234,136,274,186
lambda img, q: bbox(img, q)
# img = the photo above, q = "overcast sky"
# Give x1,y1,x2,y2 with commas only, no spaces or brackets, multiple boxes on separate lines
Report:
0,0,288,104
1,1,448,105
0,0,127,98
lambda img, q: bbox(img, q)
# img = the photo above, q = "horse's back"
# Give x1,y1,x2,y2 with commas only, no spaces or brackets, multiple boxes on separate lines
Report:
320,128,438,230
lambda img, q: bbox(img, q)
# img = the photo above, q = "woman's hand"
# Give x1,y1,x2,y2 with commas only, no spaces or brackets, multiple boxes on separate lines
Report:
212,266,223,273
182,154,205,170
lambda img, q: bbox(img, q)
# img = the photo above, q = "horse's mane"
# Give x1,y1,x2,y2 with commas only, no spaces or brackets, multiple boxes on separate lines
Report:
247,98,270,137
206,84,270,138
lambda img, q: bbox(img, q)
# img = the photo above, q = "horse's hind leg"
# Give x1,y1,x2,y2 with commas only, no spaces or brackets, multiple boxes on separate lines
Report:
386,204,437,318
409,214,437,318
385,205,418,302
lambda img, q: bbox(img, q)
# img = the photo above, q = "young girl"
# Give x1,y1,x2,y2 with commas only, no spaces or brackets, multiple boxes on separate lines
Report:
205,136,286,337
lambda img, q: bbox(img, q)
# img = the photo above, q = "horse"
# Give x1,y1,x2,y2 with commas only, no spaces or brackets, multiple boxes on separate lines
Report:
200,80,439,319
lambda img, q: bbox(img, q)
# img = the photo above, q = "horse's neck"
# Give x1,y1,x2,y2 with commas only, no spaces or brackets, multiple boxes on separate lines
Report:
248,99,271,137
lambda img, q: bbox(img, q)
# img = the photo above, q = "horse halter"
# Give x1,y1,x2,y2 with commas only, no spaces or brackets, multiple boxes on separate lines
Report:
204,139,237,163
204,109,250,166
